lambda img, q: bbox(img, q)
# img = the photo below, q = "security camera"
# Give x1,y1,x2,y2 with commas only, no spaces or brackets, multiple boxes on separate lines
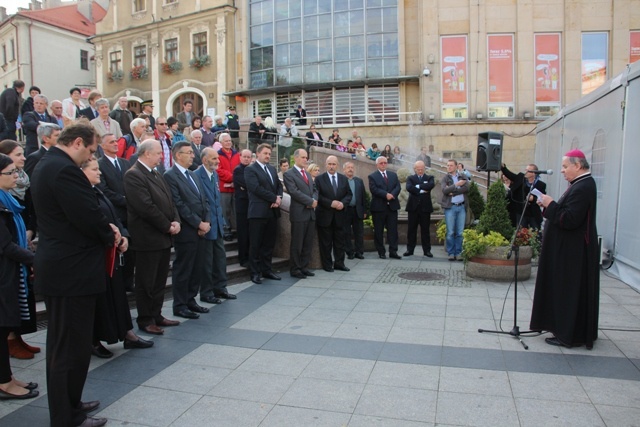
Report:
423,68,431,77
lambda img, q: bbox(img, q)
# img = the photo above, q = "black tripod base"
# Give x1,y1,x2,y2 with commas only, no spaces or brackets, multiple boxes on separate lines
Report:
478,326,532,350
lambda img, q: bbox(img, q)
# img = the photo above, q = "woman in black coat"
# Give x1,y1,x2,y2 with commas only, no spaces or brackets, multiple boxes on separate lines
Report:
0,153,39,400
80,158,153,359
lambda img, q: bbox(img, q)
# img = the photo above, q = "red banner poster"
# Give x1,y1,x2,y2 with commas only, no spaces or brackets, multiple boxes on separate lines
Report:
630,31,640,64
488,34,514,103
534,33,561,103
441,36,467,104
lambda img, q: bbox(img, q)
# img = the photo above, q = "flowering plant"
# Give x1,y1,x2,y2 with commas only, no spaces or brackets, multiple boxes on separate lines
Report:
107,70,124,82
189,54,211,69
129,65,148,80
162,61,183,74
514,227,540,258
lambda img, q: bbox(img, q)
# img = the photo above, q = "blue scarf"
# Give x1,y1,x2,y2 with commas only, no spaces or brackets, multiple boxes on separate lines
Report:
0,190,29,293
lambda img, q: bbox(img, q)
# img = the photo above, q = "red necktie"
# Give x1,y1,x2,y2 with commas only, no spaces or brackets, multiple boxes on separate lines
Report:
301,168,309,184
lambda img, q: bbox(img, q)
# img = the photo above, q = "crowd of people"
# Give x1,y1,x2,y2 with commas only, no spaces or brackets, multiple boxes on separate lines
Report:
0,79,601,425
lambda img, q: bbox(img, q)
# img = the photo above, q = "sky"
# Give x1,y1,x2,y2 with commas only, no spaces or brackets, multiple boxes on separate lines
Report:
0,0,74,15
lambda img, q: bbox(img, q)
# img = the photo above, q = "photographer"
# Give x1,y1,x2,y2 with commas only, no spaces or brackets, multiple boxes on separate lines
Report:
278,117,298,161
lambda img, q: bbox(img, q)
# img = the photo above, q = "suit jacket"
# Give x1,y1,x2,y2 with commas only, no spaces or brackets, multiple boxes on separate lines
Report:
315,172,352,227
24,146,48,177
305,131,324,147
176,111,193,131
283,166,317,222
348,176,366,219
79,106,98,120
188,142,203,171
244,161,282,219
368,169,401,212
97,155,130,224
123,161,180,251
406,174,435,213
30,147,115,296
233,163,249,214
91,116,123,139
163,166,210,244
194,166,225,240
22,111,57,154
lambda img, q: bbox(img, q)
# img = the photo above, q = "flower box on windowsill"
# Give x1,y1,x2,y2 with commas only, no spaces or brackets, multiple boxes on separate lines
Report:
189,55,211,70
129,65,148,80
162,61,183,74
107,70,124,82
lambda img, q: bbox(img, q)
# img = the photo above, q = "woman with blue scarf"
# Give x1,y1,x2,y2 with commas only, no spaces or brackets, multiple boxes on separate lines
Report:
0,153,39,400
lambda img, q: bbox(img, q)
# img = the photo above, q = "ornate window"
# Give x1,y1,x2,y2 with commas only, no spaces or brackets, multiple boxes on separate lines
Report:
193,32,208,58
134,45,147,67
109,50,122,72
164,38,178,62
133,0,146,13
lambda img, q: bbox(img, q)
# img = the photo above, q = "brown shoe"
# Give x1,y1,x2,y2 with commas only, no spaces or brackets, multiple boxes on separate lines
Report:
8,339,34,359
139,325,164,335
16,336,41,353
157,318,180,327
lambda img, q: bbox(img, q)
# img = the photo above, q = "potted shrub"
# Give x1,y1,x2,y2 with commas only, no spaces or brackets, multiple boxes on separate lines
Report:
189,54,211,70
463,180,536,281
129,65,148,80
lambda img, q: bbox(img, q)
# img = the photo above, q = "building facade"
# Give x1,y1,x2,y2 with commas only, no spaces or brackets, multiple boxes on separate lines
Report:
94,0,640,170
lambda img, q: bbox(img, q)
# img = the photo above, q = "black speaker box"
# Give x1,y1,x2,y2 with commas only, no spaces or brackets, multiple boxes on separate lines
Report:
476,132,503,172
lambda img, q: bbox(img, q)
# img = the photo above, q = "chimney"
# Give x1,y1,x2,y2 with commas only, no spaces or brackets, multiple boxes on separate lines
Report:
30,1,43,10
0,7,7,22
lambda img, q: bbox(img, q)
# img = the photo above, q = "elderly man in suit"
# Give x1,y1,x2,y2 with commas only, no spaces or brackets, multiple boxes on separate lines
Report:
233,149,252,267
404,160,435,258
22,94,58,156
368,156,401,259
90,98,123,141
283,148,318,279
124,140,181,335
194,148,237,301
244,143,283,284
315,155,352,272
163,141,211,319
343,161,366,260
31,122,120,427
188,129,204,171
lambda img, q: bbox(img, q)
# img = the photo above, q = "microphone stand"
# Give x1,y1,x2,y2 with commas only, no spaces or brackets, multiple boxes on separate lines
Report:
478,177,537,350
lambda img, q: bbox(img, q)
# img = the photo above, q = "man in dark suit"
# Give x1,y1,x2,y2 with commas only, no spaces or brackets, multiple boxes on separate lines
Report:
283,149,318,278
124,140,181,335
368,156,401,259
97,133,135,291
78,90,102,121
233,149,252,267
501,163,547,229
194,148,237,301
0,79,25,140
164,141,212,319
176,99,194,131
244,143,283,284
404,160,435,258
343,161,366,260
22,94,57,156
315,155,352,272
188,129,203,171
31,122,119,427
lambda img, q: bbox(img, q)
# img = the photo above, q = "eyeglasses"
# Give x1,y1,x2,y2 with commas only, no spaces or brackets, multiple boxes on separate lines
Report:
156,122,167,125
178,151,194,155
0,169,18,176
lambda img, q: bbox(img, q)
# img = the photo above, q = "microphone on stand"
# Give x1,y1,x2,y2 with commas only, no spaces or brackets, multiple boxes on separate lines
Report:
529,169,553,175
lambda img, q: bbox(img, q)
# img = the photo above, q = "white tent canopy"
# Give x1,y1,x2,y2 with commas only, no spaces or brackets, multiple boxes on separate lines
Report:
535,61,640,290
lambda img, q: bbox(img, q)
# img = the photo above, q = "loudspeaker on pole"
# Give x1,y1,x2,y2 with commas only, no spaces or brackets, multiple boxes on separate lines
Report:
476,131,503,172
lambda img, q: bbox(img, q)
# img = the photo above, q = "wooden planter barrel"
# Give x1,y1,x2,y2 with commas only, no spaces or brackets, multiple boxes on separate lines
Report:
466,246,533,281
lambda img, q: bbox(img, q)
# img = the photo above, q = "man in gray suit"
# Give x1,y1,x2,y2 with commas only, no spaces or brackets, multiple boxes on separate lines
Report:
283,149,317,279
163,141,211,319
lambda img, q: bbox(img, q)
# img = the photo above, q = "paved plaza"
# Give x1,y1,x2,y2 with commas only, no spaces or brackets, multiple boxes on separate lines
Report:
1,246,639,426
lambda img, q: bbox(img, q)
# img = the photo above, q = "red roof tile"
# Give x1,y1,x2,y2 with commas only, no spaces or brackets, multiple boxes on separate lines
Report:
17,2,107,37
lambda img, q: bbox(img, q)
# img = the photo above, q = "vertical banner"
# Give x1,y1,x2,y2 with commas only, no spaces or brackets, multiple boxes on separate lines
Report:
581,32,608,96
441,36,468,104
630,31,640,64
488,34,514,103
534,33,561,103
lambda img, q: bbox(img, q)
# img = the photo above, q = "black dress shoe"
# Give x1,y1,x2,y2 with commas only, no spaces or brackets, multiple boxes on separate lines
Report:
402,251,413,257
91,344,113,359
215,290,237,299
174,309,199,319
240,261,248,268
355,254,365,259
323,267,334,272
347,253,355,260
0,388,39,400
79,400,100,413
425,251,433,258
77,417,108,427
263,271,281,280
290,271,307,279
545,337,571,348
379,254,386,259
223,234,233,241
188,303,210,313
201,295,223,304
123,337,154,349
251,274,262,284
334,265,350,272
301,269,315,276
389,253,402,259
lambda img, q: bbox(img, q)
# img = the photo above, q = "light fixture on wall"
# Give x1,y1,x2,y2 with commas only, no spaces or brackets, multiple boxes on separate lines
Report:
523,112,531,119
422,68,431,77
476,113,483,120
428,113,435,121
